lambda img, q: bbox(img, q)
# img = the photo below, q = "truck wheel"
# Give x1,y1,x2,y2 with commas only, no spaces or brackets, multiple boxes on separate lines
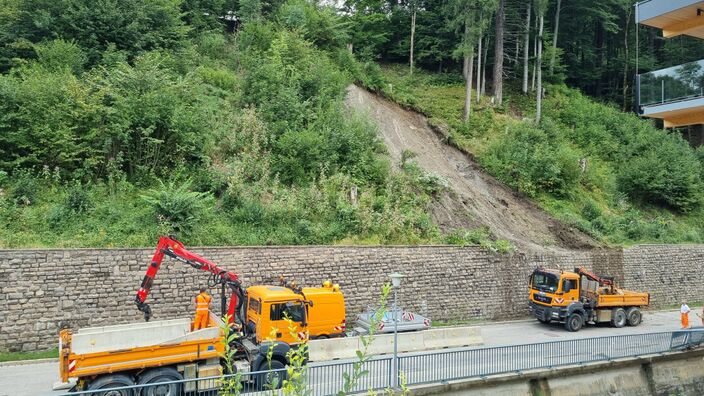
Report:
87,374,134,396
626,307,642,326
611,308,627,328
564,313,583,332
137,367,182,396
256,359,287,390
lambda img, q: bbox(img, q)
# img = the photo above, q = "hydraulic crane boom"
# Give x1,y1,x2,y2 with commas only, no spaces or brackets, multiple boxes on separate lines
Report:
135,236,245,325
574,266,614,286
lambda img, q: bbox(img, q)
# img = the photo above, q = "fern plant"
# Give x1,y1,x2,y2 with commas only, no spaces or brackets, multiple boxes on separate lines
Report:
141,180,212,236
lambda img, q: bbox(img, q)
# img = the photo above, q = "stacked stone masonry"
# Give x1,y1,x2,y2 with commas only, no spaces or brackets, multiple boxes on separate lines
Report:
0,245,701,352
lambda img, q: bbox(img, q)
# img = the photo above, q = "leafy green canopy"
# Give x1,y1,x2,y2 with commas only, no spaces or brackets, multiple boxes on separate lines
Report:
0,0,442,247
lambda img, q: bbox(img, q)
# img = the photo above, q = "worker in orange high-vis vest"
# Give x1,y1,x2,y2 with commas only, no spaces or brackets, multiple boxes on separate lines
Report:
681,301,691,329
194,287,212,330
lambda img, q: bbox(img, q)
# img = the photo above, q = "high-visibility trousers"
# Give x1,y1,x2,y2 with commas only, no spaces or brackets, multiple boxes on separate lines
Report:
681,313,689,328
194,311,209,330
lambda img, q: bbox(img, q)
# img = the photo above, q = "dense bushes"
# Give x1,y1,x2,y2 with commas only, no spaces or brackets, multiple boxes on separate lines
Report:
0,50,226,180
549,88,703,212
0,0,442,247
482,123,581,198
0,0,188,70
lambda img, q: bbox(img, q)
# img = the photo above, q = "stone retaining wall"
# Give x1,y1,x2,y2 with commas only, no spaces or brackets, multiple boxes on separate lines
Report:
0,244,700,352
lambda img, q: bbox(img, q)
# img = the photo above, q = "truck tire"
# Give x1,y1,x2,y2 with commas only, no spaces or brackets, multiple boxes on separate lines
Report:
256,359,287,391
137,367,182,396
611,308,627,328
87,374,134,396
564,313,583,332
626,307,642,326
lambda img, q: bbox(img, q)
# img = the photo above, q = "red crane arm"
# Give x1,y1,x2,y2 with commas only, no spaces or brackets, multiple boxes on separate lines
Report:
135,236,244,325
575,267,614,286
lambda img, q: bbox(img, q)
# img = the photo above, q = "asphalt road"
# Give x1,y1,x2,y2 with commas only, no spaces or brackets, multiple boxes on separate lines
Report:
0,309,694,396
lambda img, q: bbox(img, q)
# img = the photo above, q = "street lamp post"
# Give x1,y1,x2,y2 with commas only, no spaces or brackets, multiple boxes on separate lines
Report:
389,272,404,389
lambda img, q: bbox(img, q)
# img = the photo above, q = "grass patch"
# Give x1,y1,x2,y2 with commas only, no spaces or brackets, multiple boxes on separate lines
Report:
432,318,488,327
0,348,58,363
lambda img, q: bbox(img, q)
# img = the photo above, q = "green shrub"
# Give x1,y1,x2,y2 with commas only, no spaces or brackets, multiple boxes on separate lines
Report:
34,39,86,74
11,169,38,206
617,135,702,212
141,180,213,236
581,199,602,221
482,121,581,198
0,171,8,186
65,181,91,213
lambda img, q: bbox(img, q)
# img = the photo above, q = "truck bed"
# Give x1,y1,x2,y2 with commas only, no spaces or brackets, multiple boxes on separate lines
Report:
596,290,649,308
59,314,224,383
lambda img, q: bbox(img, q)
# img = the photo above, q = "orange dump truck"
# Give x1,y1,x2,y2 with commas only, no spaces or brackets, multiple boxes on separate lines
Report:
529,267,650,332
55,236,347,393
56,282,346,393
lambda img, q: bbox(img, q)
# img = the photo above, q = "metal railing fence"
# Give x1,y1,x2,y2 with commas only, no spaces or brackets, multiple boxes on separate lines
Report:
54,329,704,396
637,59,704,107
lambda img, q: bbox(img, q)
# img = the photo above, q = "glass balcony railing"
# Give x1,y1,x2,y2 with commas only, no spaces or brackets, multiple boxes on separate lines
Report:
638,59,704,107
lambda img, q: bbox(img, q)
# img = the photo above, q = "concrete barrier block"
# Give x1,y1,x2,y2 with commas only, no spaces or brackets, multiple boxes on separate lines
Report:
307,325,484,362
423,327,482,349
308,337,360,361
365,331,424,355
73,318,192,354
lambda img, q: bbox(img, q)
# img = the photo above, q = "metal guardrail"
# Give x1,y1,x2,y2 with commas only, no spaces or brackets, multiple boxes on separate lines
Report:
55,330,704,396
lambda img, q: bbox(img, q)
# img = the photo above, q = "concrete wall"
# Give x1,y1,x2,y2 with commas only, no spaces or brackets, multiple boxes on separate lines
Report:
413,350,704,396
0,244,702,352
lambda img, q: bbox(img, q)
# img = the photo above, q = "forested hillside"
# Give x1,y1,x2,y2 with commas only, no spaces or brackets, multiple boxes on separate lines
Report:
0,0,442,247
343,0,704,245
1,0,703,247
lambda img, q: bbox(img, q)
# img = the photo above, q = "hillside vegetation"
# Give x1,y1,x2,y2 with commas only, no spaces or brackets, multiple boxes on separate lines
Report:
374,65,704,245
1,0,703,248
0,1,442,247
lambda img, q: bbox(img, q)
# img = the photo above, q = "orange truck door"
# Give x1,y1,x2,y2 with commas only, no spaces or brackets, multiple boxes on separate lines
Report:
561,278,580,303
266,301,307,344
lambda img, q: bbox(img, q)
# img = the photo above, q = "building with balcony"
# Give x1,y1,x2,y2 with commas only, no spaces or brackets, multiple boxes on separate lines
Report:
635,1,704,129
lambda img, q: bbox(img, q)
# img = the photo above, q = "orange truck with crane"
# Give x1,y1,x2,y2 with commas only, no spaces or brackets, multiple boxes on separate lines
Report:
56,236,346,393
528,266,650,332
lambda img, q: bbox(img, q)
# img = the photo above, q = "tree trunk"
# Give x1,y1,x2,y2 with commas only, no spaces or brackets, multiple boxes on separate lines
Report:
476,32,483,103
536,13,544,123
522,1,532,94
531,13,538,92
464,51,475,121
549,0,561,75
410,9,416,75
482,36,489,96
622,6,632,111
493,0,505,105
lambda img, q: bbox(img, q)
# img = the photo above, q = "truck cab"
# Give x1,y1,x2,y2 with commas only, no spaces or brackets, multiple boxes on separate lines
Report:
529,269,579,323
529,269,580,307
246,282,346,345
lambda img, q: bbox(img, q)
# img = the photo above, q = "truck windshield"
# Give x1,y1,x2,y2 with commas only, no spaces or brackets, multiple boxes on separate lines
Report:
531,272,559,293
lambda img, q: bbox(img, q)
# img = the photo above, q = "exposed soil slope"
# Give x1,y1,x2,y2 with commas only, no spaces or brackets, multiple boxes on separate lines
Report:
345,85,599,251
